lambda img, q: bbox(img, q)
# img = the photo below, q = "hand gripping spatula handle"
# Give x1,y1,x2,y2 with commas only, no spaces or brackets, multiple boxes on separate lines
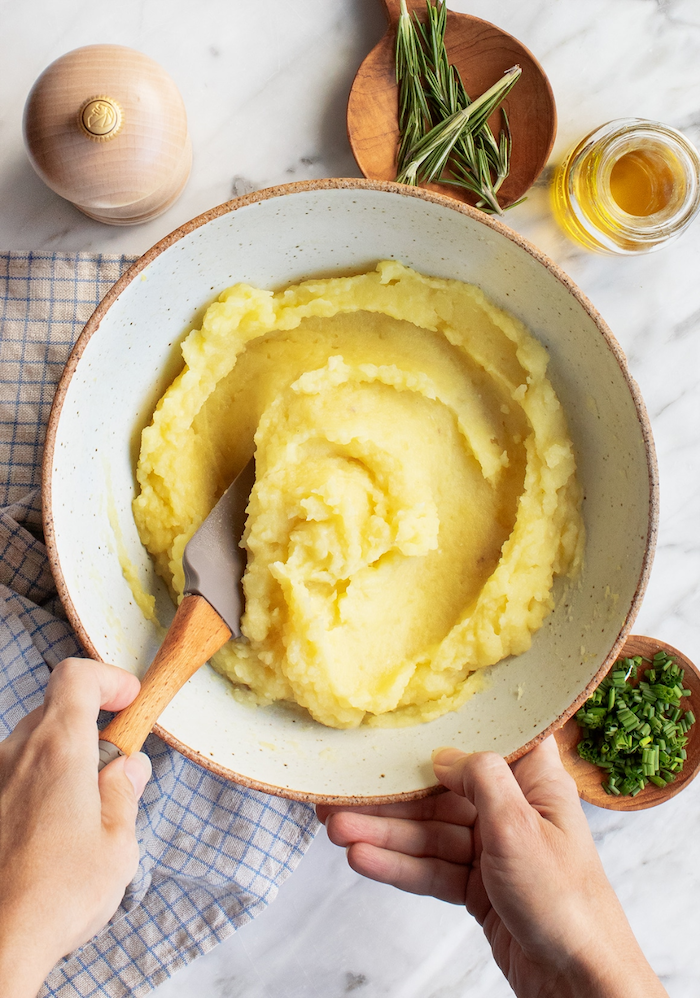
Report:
97,595,232,768
98,459,256,770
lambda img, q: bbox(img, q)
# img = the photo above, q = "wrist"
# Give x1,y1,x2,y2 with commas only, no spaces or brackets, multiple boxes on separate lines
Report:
528,882,669,998
558,939,669,998
0,918,58,998
507,899,669,998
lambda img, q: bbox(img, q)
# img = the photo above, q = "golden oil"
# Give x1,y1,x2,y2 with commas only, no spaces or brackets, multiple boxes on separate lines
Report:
552,119,700,254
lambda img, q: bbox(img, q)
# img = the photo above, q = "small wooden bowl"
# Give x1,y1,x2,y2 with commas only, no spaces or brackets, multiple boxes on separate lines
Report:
555,635,700,811
347,0,556,209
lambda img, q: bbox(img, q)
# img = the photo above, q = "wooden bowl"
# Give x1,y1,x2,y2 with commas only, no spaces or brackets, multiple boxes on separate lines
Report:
347,0,556,209
555,635,700,810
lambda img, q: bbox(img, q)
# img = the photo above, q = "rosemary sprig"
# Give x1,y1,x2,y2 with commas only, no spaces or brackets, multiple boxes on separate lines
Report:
395,0,522,215
419,4,514,212
444,109,512,213
395,0,431,174
415,0,455,117
396,66,521,189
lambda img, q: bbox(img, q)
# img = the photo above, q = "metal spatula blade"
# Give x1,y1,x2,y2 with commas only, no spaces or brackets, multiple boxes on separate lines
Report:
97,457,255,770
183,457,256,637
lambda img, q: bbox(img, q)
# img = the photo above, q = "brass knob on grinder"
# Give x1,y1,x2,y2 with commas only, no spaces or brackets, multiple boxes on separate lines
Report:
23,44,192,226
78,96,124,141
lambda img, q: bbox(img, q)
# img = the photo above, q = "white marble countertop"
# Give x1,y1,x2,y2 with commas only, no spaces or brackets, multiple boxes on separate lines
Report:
2,0,699,995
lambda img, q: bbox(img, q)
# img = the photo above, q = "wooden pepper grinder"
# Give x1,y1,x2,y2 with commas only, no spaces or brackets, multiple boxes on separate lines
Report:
23,44,192,225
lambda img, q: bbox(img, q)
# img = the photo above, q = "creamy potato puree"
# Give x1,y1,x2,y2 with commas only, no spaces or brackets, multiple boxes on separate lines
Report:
133,262,583,728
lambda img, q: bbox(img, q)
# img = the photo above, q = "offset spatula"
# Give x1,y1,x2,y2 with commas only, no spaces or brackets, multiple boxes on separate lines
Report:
98,459,256,770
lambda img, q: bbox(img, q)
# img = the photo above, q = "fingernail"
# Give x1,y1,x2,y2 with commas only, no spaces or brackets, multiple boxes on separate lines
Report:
124,752,152,799
431,746,467,767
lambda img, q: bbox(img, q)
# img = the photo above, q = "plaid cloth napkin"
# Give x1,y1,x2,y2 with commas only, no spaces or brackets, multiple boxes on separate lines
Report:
0,252,318,998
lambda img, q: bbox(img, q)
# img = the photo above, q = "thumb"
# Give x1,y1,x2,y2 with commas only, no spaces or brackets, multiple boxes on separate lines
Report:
99,752,152,832
433,748,534,847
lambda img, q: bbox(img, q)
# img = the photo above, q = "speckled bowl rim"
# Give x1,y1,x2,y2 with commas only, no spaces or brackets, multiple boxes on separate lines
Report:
42,177,659,805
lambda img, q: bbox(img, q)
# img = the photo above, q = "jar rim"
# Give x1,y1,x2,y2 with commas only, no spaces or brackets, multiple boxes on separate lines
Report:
561,117,700,253
594,123,700,236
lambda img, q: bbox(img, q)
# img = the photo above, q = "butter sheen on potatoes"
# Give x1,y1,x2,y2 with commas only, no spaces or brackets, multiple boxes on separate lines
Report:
133,262,584,729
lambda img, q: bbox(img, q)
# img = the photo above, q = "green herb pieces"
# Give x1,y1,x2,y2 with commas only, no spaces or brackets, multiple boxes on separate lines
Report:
394,0,521,214
575,651,695,796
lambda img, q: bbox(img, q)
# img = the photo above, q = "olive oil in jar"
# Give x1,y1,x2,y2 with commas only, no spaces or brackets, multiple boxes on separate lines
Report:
552,119,700,254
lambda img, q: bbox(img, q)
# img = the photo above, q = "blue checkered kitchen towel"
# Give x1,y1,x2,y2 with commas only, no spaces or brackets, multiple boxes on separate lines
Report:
0,252,318,998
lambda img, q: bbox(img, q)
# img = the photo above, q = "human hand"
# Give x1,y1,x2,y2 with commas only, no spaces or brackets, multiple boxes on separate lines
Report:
318,737,668,998
0,658,152,998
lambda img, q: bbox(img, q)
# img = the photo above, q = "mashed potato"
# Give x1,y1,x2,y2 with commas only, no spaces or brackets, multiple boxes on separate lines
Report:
133,262,583,728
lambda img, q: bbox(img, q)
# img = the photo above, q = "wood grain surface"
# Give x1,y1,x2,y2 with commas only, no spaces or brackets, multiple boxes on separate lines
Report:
347,0,556,209
555,635,700,811
99,594,231,757
23,44,191,225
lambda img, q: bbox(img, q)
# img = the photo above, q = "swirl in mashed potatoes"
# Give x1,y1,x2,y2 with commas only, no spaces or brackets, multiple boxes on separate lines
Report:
133,262,583,728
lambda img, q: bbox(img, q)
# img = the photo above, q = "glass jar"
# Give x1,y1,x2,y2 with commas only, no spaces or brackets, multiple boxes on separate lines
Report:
552,118,700,254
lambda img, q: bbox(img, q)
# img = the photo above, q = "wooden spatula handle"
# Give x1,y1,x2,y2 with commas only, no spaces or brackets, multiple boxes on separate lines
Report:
99,594,232,760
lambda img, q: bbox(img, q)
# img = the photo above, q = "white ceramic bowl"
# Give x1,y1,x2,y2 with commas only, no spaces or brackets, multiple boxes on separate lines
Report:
43,179,658,804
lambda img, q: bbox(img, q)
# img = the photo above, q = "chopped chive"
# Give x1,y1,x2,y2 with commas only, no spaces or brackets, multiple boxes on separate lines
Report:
576,649,695,797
